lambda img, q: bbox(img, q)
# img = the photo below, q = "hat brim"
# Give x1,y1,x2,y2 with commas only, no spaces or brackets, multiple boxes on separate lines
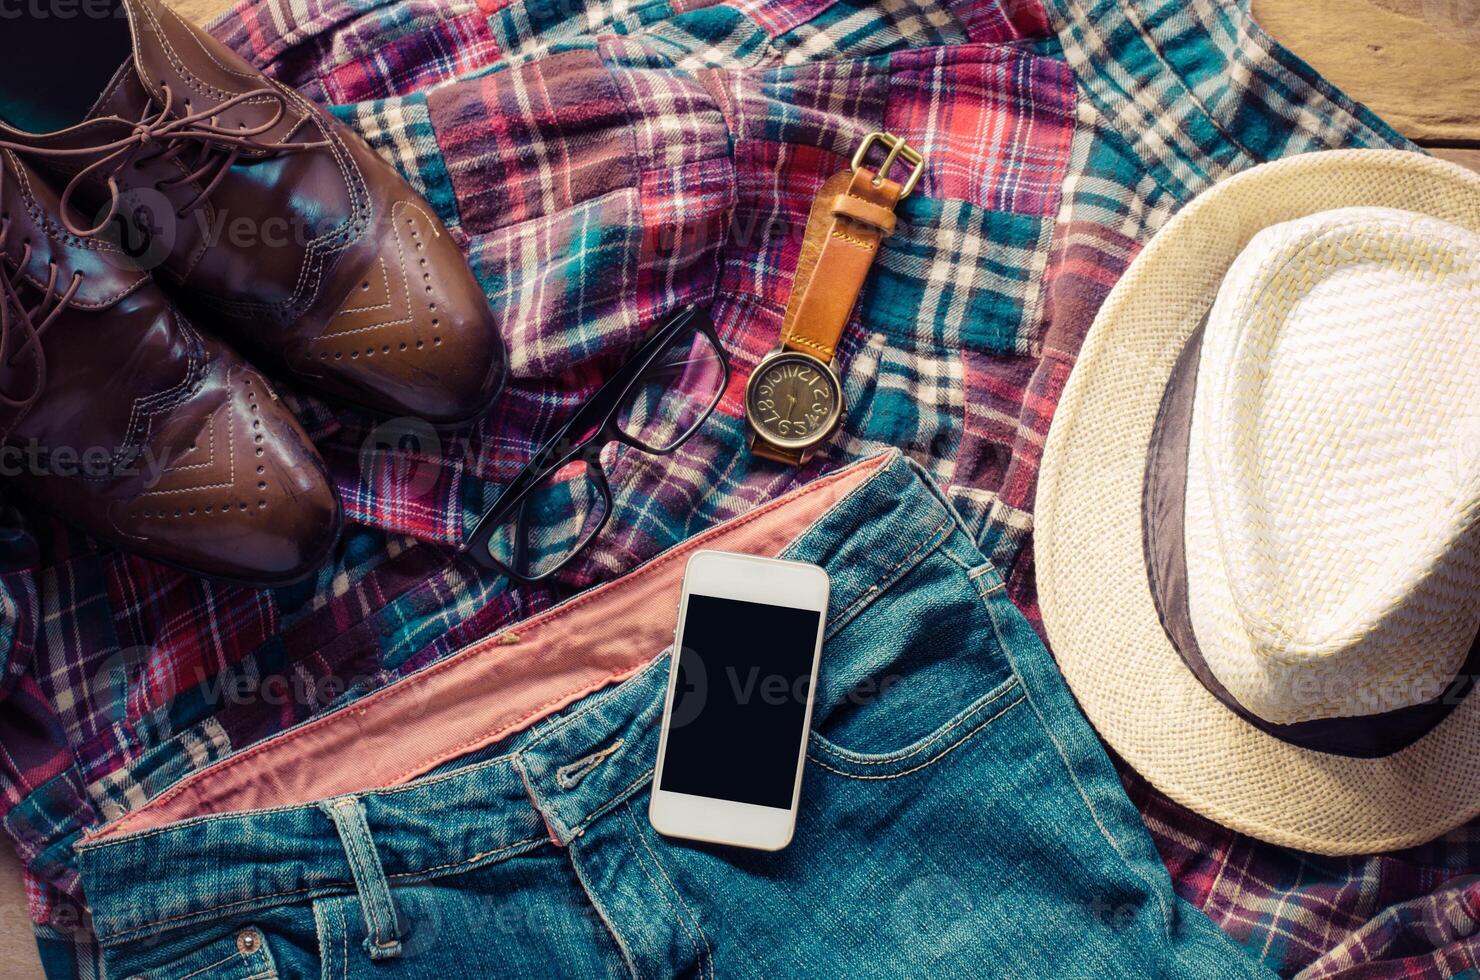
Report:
1036,149,1480,856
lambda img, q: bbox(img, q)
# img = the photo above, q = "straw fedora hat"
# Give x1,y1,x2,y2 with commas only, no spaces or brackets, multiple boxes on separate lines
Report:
1036,150,1480,856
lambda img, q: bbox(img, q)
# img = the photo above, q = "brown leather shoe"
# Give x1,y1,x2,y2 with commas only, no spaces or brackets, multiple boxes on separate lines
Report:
0,148,340,586
0,0,506,426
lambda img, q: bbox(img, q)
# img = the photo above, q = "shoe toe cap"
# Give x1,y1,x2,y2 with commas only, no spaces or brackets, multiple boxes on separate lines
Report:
297,200,507,425
110,367,341,587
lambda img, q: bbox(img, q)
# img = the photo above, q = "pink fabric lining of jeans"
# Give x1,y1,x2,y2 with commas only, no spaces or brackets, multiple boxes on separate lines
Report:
92,454,888,840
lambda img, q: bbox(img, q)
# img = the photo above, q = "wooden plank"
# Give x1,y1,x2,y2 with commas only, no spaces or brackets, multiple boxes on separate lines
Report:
0,847,42,980
169,0,231,21
1252,0,1480,146
1433,148,1480,173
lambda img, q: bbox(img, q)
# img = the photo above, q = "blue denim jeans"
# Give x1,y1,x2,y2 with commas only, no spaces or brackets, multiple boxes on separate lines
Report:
75,453,1269,979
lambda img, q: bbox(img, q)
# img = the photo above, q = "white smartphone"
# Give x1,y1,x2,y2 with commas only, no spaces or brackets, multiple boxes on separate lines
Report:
649,550,830,851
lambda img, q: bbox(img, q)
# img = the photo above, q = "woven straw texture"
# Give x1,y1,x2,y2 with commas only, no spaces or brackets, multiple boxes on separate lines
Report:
1186,208,1480,725
1036,150,1480,856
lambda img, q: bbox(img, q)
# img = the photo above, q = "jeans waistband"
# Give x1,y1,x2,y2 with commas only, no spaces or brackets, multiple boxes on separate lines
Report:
76,450,993,944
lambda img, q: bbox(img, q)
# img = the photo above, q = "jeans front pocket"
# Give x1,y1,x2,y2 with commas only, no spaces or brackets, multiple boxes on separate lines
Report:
806,548,1024,779
808,673,1025,780
119,926,279,980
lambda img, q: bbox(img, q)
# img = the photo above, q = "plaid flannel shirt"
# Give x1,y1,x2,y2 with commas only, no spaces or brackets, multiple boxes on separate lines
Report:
1,0,1472,977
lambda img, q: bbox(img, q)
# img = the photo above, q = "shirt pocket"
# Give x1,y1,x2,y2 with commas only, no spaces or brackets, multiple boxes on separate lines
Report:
837,195,1057,546
833,330,964,484
860,195,1055,357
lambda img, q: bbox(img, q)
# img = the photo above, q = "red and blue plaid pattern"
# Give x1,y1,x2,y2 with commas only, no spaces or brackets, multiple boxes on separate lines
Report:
2,1,1468,978
1130,775,1480,978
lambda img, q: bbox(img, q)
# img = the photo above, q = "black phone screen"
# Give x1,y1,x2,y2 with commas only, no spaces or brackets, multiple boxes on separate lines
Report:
659,594,823,810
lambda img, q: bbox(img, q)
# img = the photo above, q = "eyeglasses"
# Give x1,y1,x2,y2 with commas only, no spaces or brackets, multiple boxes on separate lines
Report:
466,305,729,582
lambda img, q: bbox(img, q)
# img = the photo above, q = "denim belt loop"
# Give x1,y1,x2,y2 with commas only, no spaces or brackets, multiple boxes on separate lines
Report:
320,796,406,961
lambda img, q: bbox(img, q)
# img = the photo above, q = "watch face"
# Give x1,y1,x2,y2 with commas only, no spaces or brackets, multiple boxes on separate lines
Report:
745,352,843,449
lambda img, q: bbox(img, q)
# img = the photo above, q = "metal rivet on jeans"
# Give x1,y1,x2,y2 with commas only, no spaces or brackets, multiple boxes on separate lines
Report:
236,930,260,955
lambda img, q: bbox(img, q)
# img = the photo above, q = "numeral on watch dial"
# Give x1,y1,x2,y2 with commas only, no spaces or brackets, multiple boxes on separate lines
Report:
749,358,837,441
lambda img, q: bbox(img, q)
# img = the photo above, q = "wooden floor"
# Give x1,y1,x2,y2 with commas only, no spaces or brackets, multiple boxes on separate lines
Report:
169,0,229,25
1252,0,1480,170
0,1,1475,978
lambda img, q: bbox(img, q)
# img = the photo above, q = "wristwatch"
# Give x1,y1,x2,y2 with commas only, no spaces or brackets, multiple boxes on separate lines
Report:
746,132,924,465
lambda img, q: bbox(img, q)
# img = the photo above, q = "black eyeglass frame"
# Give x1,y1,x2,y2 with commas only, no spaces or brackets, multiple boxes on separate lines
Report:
465,305,729,582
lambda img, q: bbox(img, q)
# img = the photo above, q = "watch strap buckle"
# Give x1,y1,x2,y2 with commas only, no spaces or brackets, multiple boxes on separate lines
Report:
851,132,926,199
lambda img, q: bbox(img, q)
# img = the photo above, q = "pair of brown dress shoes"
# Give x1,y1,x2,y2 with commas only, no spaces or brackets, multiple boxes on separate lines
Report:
0,0,506,585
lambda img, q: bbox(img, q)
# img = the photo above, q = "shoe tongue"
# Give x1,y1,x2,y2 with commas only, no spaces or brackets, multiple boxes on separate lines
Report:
117,0,313,146
85,61,152,125
122,0,212,112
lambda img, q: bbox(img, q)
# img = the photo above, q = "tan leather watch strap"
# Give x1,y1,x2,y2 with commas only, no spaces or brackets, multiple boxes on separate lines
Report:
751,134,921,466
751,168,902,466
779,167,902,361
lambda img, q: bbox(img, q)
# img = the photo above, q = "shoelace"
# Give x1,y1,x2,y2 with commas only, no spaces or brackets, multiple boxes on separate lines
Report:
0,163,83,417
0,82,326,239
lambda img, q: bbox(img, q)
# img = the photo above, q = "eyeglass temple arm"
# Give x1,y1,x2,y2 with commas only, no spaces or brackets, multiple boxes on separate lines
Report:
465,304,719,564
